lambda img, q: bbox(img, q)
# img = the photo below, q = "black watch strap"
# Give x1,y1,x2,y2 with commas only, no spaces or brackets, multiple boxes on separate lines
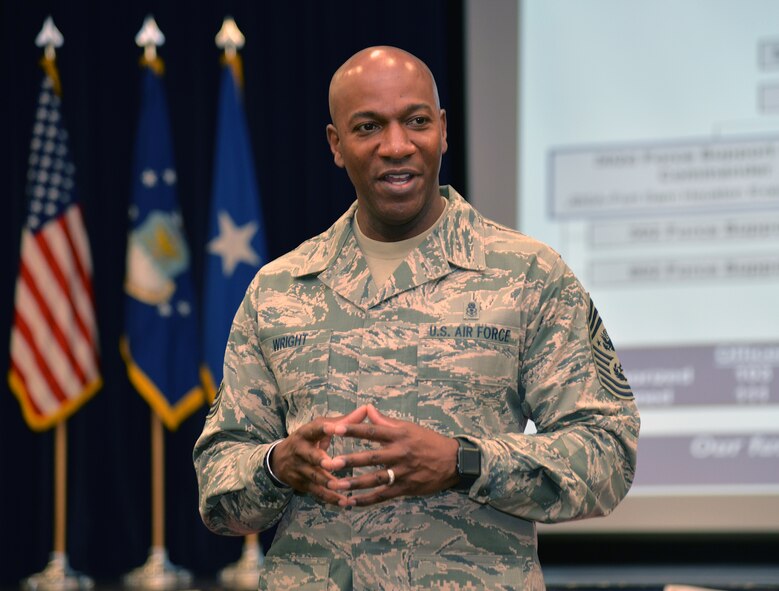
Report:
453,437,481,491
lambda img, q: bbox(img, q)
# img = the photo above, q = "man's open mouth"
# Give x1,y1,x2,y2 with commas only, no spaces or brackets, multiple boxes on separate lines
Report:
382,172,414,185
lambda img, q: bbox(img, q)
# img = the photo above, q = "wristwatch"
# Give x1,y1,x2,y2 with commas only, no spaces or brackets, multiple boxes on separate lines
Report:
454,437,481,491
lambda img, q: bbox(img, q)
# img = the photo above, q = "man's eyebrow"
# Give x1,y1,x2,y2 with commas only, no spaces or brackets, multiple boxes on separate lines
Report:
348,111,381,124
347,103,435,125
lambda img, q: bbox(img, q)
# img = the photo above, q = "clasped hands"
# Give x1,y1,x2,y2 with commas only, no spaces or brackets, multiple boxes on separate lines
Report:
268,404,460,507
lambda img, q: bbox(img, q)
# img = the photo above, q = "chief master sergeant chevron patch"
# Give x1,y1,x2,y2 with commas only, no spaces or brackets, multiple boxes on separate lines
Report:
588,298,633,399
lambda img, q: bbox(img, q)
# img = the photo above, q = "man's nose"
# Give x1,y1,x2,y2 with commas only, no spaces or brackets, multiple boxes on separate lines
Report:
378,122,415,159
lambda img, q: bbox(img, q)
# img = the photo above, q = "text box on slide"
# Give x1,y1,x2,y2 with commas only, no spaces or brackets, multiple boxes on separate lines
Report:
549,137,779,219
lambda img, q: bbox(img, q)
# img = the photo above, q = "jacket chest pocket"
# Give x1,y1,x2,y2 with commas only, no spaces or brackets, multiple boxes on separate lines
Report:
417,323,520,434
262,329,332,426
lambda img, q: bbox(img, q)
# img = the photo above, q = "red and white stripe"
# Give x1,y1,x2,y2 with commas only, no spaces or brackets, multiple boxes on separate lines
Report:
9,204,100,429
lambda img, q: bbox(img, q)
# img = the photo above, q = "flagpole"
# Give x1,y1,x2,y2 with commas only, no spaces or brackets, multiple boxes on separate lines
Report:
54,421,67,555
212,16,264,590
218,533,264,590
152,413,165,551
21,17,95,591
124,411,191,590
122,16,193,590
24,421,94,591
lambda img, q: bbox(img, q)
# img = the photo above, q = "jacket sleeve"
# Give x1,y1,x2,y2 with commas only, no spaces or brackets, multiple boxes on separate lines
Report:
193,277,292,535
466,256,640,524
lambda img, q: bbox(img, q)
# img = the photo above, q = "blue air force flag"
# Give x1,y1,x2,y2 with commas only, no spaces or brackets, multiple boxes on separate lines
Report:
202,58,268,400
121,60,204,430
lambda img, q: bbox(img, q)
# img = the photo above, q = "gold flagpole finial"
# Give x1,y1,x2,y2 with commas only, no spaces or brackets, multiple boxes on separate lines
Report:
35,16,64,95
216,16,245,87
36,16,64,61
216,16,245,59
136,15,166,74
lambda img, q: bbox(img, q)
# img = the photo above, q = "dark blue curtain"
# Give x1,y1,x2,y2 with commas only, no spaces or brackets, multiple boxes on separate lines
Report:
0,1,465,583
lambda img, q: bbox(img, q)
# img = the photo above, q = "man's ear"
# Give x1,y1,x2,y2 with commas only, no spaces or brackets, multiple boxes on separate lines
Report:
440,109,448,155
326,124,345,168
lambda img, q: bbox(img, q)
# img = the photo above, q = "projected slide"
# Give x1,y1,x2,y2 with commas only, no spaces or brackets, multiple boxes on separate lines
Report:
520,1,779,499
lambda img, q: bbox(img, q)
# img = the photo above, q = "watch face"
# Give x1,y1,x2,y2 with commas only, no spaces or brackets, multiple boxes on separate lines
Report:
458,442,481,477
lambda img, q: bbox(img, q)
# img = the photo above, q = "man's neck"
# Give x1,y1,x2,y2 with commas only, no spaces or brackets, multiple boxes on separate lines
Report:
356,188,445,242
353,196,449,285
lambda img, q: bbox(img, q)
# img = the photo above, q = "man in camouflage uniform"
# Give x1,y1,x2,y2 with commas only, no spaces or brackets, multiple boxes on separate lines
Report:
194,46,639,590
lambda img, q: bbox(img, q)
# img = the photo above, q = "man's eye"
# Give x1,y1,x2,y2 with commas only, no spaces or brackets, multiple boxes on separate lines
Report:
409,116,429,126
356,122,378,133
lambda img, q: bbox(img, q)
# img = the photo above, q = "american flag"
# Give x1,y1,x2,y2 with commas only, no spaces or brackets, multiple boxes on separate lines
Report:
9,61,102,431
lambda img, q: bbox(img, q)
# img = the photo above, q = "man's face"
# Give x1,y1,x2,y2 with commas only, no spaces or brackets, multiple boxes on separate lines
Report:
327,51,448,241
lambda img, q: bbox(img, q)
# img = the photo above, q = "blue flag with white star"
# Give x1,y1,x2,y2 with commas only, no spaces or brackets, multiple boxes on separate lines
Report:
202,58,268,401
121,60,204,430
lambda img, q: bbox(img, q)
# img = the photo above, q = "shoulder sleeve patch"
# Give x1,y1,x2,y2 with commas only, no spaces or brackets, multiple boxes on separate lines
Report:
206,382,224,419
588,298,633,400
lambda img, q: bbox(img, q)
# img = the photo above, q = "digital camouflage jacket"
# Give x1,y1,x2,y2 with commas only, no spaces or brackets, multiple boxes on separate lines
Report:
194,186,640,590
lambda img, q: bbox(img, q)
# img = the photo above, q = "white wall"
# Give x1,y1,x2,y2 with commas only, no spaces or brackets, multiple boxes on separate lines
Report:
465,0,519,228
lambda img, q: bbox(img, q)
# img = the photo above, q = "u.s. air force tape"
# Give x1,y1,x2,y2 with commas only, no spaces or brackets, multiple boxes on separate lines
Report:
588,298,633,400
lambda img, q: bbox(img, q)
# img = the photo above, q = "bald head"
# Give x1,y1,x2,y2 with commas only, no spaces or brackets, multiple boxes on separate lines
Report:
324,45,448,241
328,46,440,124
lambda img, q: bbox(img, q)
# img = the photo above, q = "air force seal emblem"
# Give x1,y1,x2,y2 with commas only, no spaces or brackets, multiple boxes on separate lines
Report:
125,210,190,305
588,298,633,400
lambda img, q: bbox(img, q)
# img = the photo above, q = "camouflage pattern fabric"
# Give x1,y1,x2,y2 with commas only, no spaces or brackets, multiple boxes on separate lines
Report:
194,186,640,590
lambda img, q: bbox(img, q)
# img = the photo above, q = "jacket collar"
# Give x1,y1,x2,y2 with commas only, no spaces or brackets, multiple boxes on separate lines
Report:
291,186,486,309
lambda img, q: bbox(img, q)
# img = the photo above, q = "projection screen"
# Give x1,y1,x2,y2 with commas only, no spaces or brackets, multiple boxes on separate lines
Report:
467,0,779,532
